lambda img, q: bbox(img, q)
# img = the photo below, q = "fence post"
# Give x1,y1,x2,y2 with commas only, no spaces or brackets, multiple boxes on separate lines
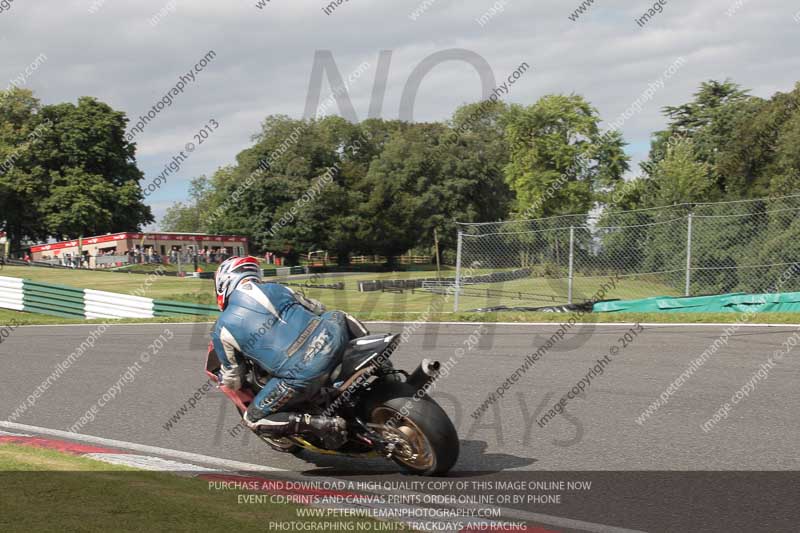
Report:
685,213,693,296
568,226,575,304
453,230,463,313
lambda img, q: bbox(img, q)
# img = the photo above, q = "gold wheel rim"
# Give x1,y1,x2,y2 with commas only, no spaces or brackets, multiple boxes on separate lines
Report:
371,406,436,471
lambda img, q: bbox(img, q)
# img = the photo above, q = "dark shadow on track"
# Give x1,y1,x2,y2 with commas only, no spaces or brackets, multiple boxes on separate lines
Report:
293,439,536,477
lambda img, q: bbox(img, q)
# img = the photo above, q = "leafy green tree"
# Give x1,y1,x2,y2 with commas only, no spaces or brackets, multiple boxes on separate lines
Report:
0,89,48,250
503,94,629,218
41,168,116,238
633,79,800,293
425,101,513,254
355,115,512,262
161,176,214,233
356,124,444,261
34,97,152,234
169,113,511,264
761,84,800,197
277,117,372,264
646,139,714,206
185,116,364,263
644,79,753,195
0,90,152,249
447,101,513,221
661,80,750,138
643,79,800,203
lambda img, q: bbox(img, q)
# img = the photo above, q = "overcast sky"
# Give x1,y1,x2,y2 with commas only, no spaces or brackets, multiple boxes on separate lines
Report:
2,0,798,229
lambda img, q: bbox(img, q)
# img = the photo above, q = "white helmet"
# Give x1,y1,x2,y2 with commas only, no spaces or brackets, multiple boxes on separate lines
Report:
214,256,262,310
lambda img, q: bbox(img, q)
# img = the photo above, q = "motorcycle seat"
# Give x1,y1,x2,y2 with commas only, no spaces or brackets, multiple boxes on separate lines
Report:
330,334,400,386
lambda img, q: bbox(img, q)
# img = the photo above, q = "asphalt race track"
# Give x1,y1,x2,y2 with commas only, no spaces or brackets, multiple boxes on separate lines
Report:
2,321,800,532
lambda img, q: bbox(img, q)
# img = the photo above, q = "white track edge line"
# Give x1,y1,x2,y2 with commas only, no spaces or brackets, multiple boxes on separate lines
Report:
0,420,284,472
368,321,796,327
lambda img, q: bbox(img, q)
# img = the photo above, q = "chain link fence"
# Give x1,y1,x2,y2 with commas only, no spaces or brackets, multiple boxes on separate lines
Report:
453,193,800,311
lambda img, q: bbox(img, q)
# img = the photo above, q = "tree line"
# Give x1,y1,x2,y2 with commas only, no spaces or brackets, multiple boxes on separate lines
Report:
2,79,798,264
591,82,800,295
163,94,630,265
164,79,799,265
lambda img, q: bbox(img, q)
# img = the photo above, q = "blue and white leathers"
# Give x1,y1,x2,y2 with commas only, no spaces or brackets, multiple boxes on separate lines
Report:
211,281,348,420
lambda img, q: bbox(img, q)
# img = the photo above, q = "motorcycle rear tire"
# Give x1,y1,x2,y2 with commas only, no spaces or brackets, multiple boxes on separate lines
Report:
368,395,459,476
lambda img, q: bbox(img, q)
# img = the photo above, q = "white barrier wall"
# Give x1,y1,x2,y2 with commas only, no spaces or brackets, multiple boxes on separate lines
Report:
84,289,155,319
0,275,216,319
0,276,25,311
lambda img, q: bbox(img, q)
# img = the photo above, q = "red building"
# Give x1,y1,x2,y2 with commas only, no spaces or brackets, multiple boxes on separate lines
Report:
30,232,249,268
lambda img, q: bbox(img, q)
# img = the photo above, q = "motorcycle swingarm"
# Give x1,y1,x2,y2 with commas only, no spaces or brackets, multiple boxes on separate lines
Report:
289,436,381,458
349,417,404,457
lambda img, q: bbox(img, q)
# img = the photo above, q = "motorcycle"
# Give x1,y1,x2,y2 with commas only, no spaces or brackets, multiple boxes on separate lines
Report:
205,332,460,476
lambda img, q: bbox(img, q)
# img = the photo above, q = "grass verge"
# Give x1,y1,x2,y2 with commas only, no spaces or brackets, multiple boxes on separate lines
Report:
0,443,412,532
2,308,799,326
0,309,213,326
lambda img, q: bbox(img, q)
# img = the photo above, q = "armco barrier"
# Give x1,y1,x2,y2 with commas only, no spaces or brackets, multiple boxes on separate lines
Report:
85,289,155,319
275,266,308,277
282,281,345,290
0,276,24,311
0,276,220,319
153,300,219,317
23,280,86,318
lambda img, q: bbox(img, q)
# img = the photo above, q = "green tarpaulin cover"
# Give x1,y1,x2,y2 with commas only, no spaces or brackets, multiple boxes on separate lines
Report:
593,291,800,313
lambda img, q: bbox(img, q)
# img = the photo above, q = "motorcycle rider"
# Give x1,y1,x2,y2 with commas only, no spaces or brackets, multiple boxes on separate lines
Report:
211,256,360,445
